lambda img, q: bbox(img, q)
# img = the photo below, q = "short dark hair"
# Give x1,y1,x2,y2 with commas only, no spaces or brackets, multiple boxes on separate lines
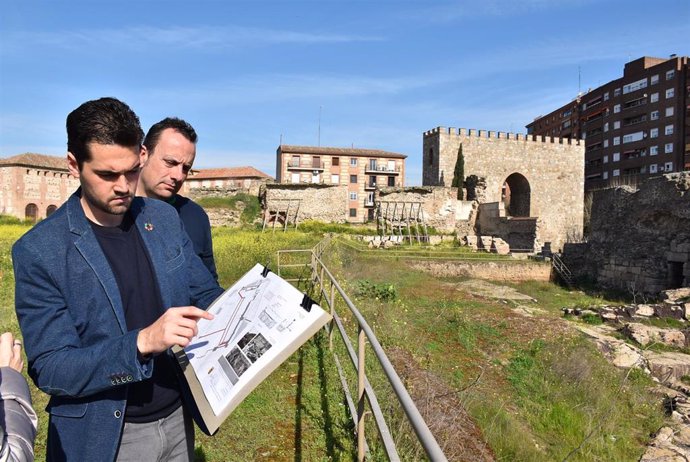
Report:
143,117,198,155
66,97,144,169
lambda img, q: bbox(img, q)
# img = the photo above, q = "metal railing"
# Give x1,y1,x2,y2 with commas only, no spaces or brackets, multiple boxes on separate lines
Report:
552,253,574,287
277,239,447,461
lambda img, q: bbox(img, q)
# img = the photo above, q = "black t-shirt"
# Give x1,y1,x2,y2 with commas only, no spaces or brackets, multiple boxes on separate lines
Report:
90,212,182,422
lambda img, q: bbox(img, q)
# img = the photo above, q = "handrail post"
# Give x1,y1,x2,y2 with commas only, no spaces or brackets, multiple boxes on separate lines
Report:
357,325,366,462
329,282,335,349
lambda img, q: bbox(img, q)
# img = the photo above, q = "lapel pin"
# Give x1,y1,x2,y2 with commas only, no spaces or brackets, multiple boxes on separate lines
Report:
144,221,154,232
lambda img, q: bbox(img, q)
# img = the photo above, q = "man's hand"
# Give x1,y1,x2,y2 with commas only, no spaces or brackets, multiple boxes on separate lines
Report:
137,306,214,356
0,331,24,372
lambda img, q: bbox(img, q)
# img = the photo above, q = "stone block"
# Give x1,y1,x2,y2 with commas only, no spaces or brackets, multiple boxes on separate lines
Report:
479,236,492,250
462,235,478,250
491,238,510,255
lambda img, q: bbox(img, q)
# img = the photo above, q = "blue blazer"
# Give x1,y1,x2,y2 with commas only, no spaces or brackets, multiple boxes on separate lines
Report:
13,191,224,462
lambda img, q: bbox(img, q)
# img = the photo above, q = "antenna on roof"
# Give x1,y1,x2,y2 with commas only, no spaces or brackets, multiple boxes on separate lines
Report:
280,133,283,146
578,65,581,95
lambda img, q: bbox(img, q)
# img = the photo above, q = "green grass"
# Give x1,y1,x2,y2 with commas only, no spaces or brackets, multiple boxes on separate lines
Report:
325,240,668,461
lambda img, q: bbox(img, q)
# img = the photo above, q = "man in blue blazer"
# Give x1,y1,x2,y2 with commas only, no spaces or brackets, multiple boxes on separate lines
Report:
13,97,224,461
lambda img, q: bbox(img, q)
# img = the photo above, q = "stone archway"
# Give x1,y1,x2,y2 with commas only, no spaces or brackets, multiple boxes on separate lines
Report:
46,205,58,217
25,203,38,222
501,173,531,217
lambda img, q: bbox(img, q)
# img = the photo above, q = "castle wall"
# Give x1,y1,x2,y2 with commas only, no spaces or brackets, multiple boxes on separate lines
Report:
423,127,585,251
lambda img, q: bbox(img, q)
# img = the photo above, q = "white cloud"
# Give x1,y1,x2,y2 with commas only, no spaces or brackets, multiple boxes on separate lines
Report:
2,25,382,54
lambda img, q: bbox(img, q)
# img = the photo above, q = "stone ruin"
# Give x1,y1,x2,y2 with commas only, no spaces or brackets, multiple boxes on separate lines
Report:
563,172,690,295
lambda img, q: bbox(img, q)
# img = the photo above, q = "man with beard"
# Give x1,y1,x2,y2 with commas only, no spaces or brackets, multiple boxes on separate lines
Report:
13,97,223,462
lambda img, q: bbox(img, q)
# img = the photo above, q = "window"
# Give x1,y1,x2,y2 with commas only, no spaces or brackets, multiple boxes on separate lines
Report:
603,155,609,163
428,148,434,165
349,208,357,217
613,152,620,162
665,143,673,153
290,155,300,167
666,70,675,80
350,174,357,184
613,120,621,129
603,139,609,148
613,104,621,113
650,164,658,173
613,169,620,177
665,161,674,171
350,158,358,166
603,171,609,180
331,174,339,184
604,122,609,132
651,74,659,85
613,136,620,145
388,176,395,187
614,88,621,97
665,107,674,117
603,92,610,101
666,88,675,98
349,192,357,200
650,128,659,138
623,78,647,94
311,172,320,183
650,92,659,103
623,131,644,143
650,145,658,156
291,172,300,183
665,124,674,135
332,157,339,166
651,110,660,120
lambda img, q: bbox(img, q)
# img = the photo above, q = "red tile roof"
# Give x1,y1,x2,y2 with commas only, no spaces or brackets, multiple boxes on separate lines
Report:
189,166,273,180
0,153,68,171
278,145,406,159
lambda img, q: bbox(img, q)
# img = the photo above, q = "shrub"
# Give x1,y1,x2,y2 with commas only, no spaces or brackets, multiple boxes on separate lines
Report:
354,279,397,301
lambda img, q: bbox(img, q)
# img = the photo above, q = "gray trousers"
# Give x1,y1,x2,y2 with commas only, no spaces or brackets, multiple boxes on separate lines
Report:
116,405,195,462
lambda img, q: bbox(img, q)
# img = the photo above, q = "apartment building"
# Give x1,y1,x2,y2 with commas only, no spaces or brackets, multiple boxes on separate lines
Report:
275,144,406,222
527,55,690,190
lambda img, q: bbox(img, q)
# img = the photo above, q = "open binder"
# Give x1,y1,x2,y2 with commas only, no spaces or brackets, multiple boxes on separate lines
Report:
173,263,331,435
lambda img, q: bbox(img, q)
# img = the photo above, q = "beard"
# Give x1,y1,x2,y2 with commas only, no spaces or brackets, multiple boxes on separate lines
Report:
81,186,133,218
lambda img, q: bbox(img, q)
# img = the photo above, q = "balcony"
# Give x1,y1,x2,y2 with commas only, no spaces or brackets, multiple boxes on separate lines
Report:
364,164,401,175
364,182,377,190
287,159,325,171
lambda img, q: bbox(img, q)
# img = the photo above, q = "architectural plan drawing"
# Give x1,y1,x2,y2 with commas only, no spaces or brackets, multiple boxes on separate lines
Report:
176,263,331,433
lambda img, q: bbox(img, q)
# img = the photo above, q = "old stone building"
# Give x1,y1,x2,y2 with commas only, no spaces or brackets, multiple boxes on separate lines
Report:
185,166,273,196
423,127,585,251
0,153,79,221
563,172,690,294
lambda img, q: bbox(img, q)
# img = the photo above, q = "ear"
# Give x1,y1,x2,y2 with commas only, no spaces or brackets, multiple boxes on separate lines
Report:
67,153,80,178
140,145,149,166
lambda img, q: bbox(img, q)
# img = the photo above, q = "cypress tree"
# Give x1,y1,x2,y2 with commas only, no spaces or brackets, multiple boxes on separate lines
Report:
451,144,465,200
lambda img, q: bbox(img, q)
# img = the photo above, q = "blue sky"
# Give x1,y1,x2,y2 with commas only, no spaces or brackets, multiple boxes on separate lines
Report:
1,0,688,185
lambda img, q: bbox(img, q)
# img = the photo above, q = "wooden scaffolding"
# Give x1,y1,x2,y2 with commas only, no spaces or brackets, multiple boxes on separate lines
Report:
375,200,429,244
262,199,301,232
